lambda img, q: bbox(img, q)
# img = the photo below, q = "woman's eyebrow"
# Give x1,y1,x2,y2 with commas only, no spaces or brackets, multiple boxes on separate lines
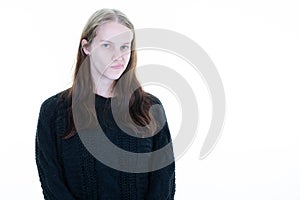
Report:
100,40,131,44
99,40,113,43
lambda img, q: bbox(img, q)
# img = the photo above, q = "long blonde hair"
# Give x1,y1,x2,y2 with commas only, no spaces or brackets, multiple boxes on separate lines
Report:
62,9,156,139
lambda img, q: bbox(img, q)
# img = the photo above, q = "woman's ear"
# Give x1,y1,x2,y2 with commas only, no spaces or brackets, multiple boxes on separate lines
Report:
81,39,90,55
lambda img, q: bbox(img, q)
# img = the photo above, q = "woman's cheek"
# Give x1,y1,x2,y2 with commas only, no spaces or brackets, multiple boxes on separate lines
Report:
124,54,131,65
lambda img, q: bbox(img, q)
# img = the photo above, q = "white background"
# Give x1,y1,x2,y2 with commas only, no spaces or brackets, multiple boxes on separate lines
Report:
1,0,300,199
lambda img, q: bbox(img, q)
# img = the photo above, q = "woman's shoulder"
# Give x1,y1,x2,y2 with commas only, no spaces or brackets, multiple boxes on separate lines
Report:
145,92,163,105
39,88,70,119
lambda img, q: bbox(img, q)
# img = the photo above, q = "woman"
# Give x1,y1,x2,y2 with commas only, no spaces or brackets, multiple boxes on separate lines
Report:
35,8,175,200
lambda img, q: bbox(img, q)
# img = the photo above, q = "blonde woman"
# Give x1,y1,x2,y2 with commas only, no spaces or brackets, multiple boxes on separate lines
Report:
35,8,175,199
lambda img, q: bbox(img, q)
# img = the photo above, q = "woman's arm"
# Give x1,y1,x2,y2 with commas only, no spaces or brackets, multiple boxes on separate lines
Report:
35,99,76,200
146,119,176,199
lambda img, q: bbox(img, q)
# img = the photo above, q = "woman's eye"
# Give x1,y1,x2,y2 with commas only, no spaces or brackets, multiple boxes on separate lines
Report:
102,43,111,49
121,45,130,51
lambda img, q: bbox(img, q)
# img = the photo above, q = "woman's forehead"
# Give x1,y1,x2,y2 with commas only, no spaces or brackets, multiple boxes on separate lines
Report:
94,21,133,43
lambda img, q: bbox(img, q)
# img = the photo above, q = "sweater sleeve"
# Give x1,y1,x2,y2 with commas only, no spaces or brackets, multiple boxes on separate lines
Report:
145,100,176,200
35,98,76,200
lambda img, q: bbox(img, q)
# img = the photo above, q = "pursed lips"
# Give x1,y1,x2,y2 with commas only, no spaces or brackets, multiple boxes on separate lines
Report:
111,64,123,69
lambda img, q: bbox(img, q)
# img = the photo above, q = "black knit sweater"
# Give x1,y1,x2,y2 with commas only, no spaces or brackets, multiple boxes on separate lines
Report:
35,90,176,200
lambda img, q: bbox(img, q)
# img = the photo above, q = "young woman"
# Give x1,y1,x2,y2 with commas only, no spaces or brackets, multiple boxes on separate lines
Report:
35,8,175,200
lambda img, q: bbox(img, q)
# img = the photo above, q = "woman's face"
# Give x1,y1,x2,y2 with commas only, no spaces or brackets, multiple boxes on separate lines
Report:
82,21,133,84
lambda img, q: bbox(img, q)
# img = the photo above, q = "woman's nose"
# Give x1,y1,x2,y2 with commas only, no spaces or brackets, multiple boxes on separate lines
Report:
112,49,123,61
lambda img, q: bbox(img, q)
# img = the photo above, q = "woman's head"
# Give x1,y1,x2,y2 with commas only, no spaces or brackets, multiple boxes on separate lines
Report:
82,21,133,87
64,9,156,139
73,8,137,93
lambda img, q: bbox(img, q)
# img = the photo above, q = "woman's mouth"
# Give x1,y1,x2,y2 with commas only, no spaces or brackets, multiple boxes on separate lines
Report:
111,64,123,69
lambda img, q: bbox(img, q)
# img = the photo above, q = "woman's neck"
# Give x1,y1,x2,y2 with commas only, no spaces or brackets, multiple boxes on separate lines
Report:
93,78,114,98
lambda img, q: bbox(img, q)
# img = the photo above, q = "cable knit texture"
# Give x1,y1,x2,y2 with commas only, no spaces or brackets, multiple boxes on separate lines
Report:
35,89,176,200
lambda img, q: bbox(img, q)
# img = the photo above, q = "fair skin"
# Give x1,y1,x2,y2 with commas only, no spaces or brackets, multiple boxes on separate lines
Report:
82,21,133,97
